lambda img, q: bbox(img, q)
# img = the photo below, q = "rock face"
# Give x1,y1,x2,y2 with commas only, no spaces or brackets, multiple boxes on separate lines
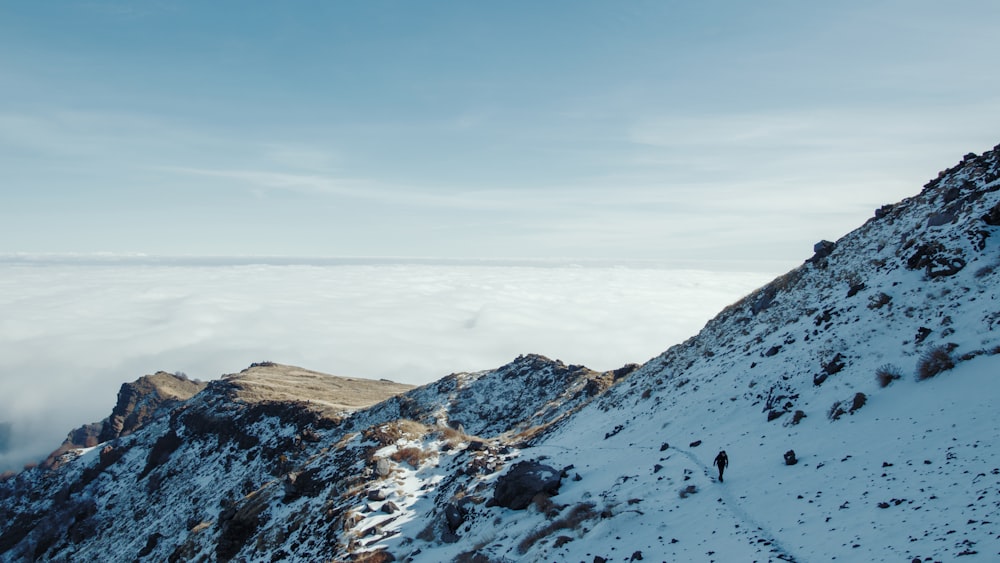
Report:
99,372,207,442
492,460,562,510
41,372,207,469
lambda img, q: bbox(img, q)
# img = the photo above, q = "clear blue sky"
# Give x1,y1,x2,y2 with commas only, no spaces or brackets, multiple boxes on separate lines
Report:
2,1,998,267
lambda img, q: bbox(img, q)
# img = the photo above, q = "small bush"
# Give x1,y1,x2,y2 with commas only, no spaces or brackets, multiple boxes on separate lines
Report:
364,419,430,446
916,346,955,380
828,401,845,421
875,364,902,388
516,502,597,554
390,446,432,468
678,485,698,499
438,425,471,446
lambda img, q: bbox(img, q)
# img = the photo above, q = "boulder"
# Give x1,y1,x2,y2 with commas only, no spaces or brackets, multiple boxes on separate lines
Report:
784,450,798,466
492,460,562,510
812,240,837,260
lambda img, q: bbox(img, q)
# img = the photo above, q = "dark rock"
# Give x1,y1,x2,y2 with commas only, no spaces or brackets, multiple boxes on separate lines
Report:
823,353,846,376
751,287,777,315
874,204,895,219
630,550,644,561
492,460,562,510
849,392,867,413
812,240,837,261
907,242,943,270
915,327,933,343
689,440,702,448
983,202,1000,226
784,450,798,466
927,257,966,278
789,410,807,425
927,212,956,227
612,363,641,380
380,501,399,514
137,532,163,558
444,503,466,533
368,489,388,502
466,440,488,452
764,346,781,357
138,430,183,480
846,282,866,298
659,442,669,451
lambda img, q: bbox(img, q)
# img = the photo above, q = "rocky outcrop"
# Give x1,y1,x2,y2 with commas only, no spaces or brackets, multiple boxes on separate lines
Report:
99,372,207,442
491,460,562,510
41,372,206,469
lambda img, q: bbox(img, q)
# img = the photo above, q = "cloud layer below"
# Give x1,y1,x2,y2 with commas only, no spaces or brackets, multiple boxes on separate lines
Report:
0,261,771,472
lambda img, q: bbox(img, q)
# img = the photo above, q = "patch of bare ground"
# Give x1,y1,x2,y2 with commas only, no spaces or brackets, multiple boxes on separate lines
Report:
223,363,414,417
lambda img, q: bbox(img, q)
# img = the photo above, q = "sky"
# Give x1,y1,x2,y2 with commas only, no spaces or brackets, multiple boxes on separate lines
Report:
2,1,998,265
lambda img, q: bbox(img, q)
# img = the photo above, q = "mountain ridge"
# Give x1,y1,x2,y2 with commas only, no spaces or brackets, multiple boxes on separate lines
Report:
2,142,1000,561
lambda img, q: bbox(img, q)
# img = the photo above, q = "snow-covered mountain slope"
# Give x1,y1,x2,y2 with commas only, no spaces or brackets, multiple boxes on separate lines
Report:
2,143,1000,563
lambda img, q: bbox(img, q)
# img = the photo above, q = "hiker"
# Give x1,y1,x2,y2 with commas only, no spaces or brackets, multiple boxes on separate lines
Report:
714,450,729,482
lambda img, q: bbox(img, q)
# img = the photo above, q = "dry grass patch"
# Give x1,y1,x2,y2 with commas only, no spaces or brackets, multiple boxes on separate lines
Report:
390,446,435,469
516,502,598,555
363,420,431,447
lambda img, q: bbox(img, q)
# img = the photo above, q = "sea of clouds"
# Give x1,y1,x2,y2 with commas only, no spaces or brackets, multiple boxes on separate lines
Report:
0,258,774,472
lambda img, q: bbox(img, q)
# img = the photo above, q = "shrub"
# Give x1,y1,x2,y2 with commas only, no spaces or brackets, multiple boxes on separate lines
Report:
678,485,698,499
875,364,902,387
390,446,432,468
916,346,955,380
516,502,598,554
364,419,430,446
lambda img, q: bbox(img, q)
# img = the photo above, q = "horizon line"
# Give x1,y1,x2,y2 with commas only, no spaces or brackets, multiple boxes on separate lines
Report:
0,252,795,273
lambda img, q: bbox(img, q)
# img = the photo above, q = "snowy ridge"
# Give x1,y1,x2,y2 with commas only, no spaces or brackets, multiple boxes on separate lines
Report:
2,144,1000,562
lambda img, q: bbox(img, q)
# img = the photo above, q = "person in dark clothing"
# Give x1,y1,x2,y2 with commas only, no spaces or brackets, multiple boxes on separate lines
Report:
714,450,729,482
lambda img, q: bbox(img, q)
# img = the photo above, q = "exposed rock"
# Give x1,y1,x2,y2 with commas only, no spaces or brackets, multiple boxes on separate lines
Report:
492,460,562,510
43,372,206,469
927,212,956,227
752,287,778,315
874,204,895,219
784,450,798,466
444,502,466,533
811,240,837,261
100,372,207,443
982,202,1000,225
